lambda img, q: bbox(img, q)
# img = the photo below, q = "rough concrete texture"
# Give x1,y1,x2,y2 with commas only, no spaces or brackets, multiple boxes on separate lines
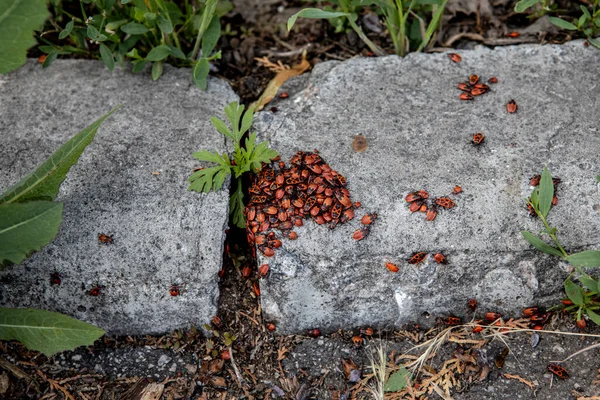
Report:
254,41,600,334
0,60,237,334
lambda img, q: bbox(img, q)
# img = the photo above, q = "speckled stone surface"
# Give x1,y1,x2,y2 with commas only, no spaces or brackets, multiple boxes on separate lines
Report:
0,60,236,335
254,41,600,334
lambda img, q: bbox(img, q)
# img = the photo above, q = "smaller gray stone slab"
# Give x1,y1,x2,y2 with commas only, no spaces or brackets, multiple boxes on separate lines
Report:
254,41,600,334
0,60,236,335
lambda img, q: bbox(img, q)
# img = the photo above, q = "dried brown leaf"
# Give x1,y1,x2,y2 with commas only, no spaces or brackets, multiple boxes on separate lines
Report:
502,373,536,390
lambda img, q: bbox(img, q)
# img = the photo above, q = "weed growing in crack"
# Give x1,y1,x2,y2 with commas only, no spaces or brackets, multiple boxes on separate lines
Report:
188,102,278,228
522,167,600,328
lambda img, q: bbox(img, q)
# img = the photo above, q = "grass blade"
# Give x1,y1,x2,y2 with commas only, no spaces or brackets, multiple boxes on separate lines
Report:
0,106,121,204
538,167,554,218
521,231,564,257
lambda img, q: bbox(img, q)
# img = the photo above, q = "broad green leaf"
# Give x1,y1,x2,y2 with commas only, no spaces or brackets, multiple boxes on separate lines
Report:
384,366,411,392
578,275,599,293
549,17,578,30
578,14,588,28
201,16,221,57
86,25,107,41
99,43,115,71
566,251,600,268
121,22,149,34
0,202,63,265
58,20,74,39
146,45,171,61
514,0,540,13
224,102,245,142
586,309,600,326
0,106,122,204
0,308,104,357
230,182,245,228
0,0,49,74
287,8,348,31
193,58,210,90
521,231,564,258
151,60,163,80
156,14,173,34
538,167,553,218
565,279,584,306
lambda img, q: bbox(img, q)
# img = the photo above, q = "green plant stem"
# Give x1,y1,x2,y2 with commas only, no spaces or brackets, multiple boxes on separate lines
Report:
191,0,218,60
338,0,385,56
535,208,568,257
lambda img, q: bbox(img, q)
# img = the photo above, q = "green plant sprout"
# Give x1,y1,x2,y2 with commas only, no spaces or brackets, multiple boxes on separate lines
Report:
514,0,600,49
188,102,278,228
288,0,447,57
24,0,233,88
521,167,600,327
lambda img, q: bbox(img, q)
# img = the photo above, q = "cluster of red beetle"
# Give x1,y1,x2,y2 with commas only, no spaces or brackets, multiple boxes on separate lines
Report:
457,74,496,101
244,150,363,257
405,188,460,221
527,174,561,217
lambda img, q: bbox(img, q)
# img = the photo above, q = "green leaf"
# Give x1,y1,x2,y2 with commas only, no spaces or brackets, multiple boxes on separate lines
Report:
191,150,230,165
156,14,173,34
146,44,171,61
0,106,122,204
192,58,210,90
538,167,554,218
168,45,185,60
58,20,74,39
514,0,540,13
580,5,591,19
384,366,411,392
99,43,115,71
105,19,128,32
0,0,50,74
287,8,348,31
230,182,245,228
151,60,163,80
131,59,148,73
549,17,578,30
188,165,230,193
586,309,600,326
521,231,564,258
589,38,600,49
86,24,107,41
566,251,600,268
0,202,63,265
210,116,234,139
529,187,539,211
42,51,58,68
240,106,254,138
578,14,588,28
121,22,149,34
578,275,599,293
0,308,104,357
565,279,584,306
224,102,246,142
417,0,448,52
201,15,221,57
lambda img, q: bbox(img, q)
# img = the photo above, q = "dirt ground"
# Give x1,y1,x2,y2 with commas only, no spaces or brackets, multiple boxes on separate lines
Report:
3,0,600,399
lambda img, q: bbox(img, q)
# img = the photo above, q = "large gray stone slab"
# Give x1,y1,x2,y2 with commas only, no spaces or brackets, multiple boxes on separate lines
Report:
0,60,236,335
254,41,600,334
